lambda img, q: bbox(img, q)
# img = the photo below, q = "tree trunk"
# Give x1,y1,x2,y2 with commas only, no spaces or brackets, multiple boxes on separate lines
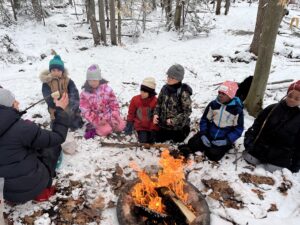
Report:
31,0,43,21
174,0,182,30
105,0,109,28
85,0,89,23
109,0,117,45
164,0,172,25
249,0,268,56
10,0,17,20
90,15,101,45
98,0,107,44
216,0,222,15
224,0,230,15
69,0,73,6
117,0,121,44
87,0,96,20
142,0,146,32
14,0,21,9
152,0,157,10
245,0,284,117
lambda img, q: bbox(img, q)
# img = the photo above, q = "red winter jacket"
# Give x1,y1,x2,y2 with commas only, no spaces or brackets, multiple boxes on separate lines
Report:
127,95,159,131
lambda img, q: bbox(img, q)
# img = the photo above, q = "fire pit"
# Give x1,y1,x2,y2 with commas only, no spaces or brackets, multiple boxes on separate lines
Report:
117,150,210,225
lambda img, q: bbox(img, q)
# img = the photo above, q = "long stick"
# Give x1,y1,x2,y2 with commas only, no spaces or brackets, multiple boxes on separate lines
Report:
100,142,170,149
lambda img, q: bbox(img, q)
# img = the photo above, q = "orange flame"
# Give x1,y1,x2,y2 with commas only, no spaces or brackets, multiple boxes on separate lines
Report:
131,149,188,213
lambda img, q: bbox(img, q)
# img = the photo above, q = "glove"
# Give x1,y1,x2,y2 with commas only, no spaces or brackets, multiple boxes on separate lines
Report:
201,135,211,147
124,122,134,135
212,139,228,147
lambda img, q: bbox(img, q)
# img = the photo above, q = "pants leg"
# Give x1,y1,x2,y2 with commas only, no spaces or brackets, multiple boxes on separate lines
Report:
38,145,62,186
187,132,208,153
137,131,148,143
204,145,232,162
155,129,172,143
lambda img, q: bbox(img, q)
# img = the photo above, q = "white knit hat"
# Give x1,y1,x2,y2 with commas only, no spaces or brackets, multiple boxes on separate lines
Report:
142,77,156,89
0,88,15,107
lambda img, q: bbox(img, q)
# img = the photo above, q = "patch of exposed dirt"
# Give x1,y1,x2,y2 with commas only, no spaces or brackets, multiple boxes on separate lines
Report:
5,176,104,225
202,179,244,209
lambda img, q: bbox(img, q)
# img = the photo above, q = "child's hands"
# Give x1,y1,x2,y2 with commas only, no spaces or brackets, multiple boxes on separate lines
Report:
166,119,173,126
54,93,69,110
212,139,228,146
153,115,159,124
201,135,211,148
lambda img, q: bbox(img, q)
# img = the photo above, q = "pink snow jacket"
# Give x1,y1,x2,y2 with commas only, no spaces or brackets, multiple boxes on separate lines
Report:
80,83,121,126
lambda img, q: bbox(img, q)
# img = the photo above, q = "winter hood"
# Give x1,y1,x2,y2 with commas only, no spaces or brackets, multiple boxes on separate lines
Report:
0,105,20,137
39,68,70,83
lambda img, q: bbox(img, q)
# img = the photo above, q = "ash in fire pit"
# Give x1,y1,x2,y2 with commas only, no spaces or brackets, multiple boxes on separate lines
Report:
117,150,210,225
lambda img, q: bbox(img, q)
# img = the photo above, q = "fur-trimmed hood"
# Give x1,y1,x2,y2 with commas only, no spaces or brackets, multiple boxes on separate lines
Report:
39,68,70,83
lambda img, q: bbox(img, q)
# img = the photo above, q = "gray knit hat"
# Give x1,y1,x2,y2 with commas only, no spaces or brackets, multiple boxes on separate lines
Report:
86,64,102,81
166,64,185,82
0,88,15,107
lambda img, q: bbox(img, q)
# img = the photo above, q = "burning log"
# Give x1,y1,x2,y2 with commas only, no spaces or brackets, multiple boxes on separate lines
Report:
156,187,196,225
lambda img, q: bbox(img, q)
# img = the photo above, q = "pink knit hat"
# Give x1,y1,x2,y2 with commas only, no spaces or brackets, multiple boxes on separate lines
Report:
287,80,300,94
218,81,239,99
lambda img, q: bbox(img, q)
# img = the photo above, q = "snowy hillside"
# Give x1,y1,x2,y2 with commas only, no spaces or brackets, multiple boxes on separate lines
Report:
1,1,300,225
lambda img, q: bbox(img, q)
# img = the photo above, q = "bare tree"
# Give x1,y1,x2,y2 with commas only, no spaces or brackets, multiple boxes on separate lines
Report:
142,0,146,32
31,0,43,21
87,0,96,21
152,0,157,10
245,0,285,116
174,0,182,30
14,0,21,9
105,0,109,28
90,15,101,45
225,0,230,15
250,0,268,56
9,0,17,20
117,0,121,44
164,0,172,25
109,0,117,45
98,0,107,44
216,0,221,15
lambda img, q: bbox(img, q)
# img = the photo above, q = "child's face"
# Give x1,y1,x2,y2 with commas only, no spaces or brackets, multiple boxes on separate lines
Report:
218,92,231,104
140,90,149,99
51,68,63,78
12,100,20,111
88,80,100,89
167,76,179,85
286,90,300,107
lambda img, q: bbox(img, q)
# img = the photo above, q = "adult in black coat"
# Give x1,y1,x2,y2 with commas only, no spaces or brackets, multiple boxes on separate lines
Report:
0,89,69,203
243,80,300,172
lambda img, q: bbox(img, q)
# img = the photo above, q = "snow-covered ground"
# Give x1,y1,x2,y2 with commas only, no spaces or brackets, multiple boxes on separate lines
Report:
1,1,300,225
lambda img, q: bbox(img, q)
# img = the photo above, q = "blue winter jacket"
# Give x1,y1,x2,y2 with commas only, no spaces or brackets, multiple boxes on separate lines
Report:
199,97,244,144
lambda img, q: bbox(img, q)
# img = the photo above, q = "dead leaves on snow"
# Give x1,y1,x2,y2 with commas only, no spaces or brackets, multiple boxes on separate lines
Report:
239,172,275,186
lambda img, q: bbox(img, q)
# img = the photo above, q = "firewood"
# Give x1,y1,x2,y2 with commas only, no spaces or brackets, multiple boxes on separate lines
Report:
100,142,170,149
156,187,196,224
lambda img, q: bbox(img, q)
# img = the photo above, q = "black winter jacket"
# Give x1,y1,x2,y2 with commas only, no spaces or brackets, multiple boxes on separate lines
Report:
0,105,69,202
244,101,300,171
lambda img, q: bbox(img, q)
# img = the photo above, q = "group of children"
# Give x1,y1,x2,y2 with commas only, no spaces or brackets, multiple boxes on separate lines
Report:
0,54,299,204
38,55,300,170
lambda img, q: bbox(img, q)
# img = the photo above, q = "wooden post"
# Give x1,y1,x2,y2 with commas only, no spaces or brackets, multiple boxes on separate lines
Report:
110,0,117,45
117,0,122,44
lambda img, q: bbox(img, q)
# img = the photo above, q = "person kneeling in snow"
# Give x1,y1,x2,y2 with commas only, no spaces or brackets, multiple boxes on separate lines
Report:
179,81,244,161
0,89,69,203
243,80,300,173
40,54,83,131
124,77,159,143
80,64,125,138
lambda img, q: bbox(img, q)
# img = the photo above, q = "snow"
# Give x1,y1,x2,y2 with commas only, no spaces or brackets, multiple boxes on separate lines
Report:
1,1,300,225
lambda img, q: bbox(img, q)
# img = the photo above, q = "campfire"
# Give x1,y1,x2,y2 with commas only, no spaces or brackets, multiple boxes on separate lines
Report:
117,150,210,225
